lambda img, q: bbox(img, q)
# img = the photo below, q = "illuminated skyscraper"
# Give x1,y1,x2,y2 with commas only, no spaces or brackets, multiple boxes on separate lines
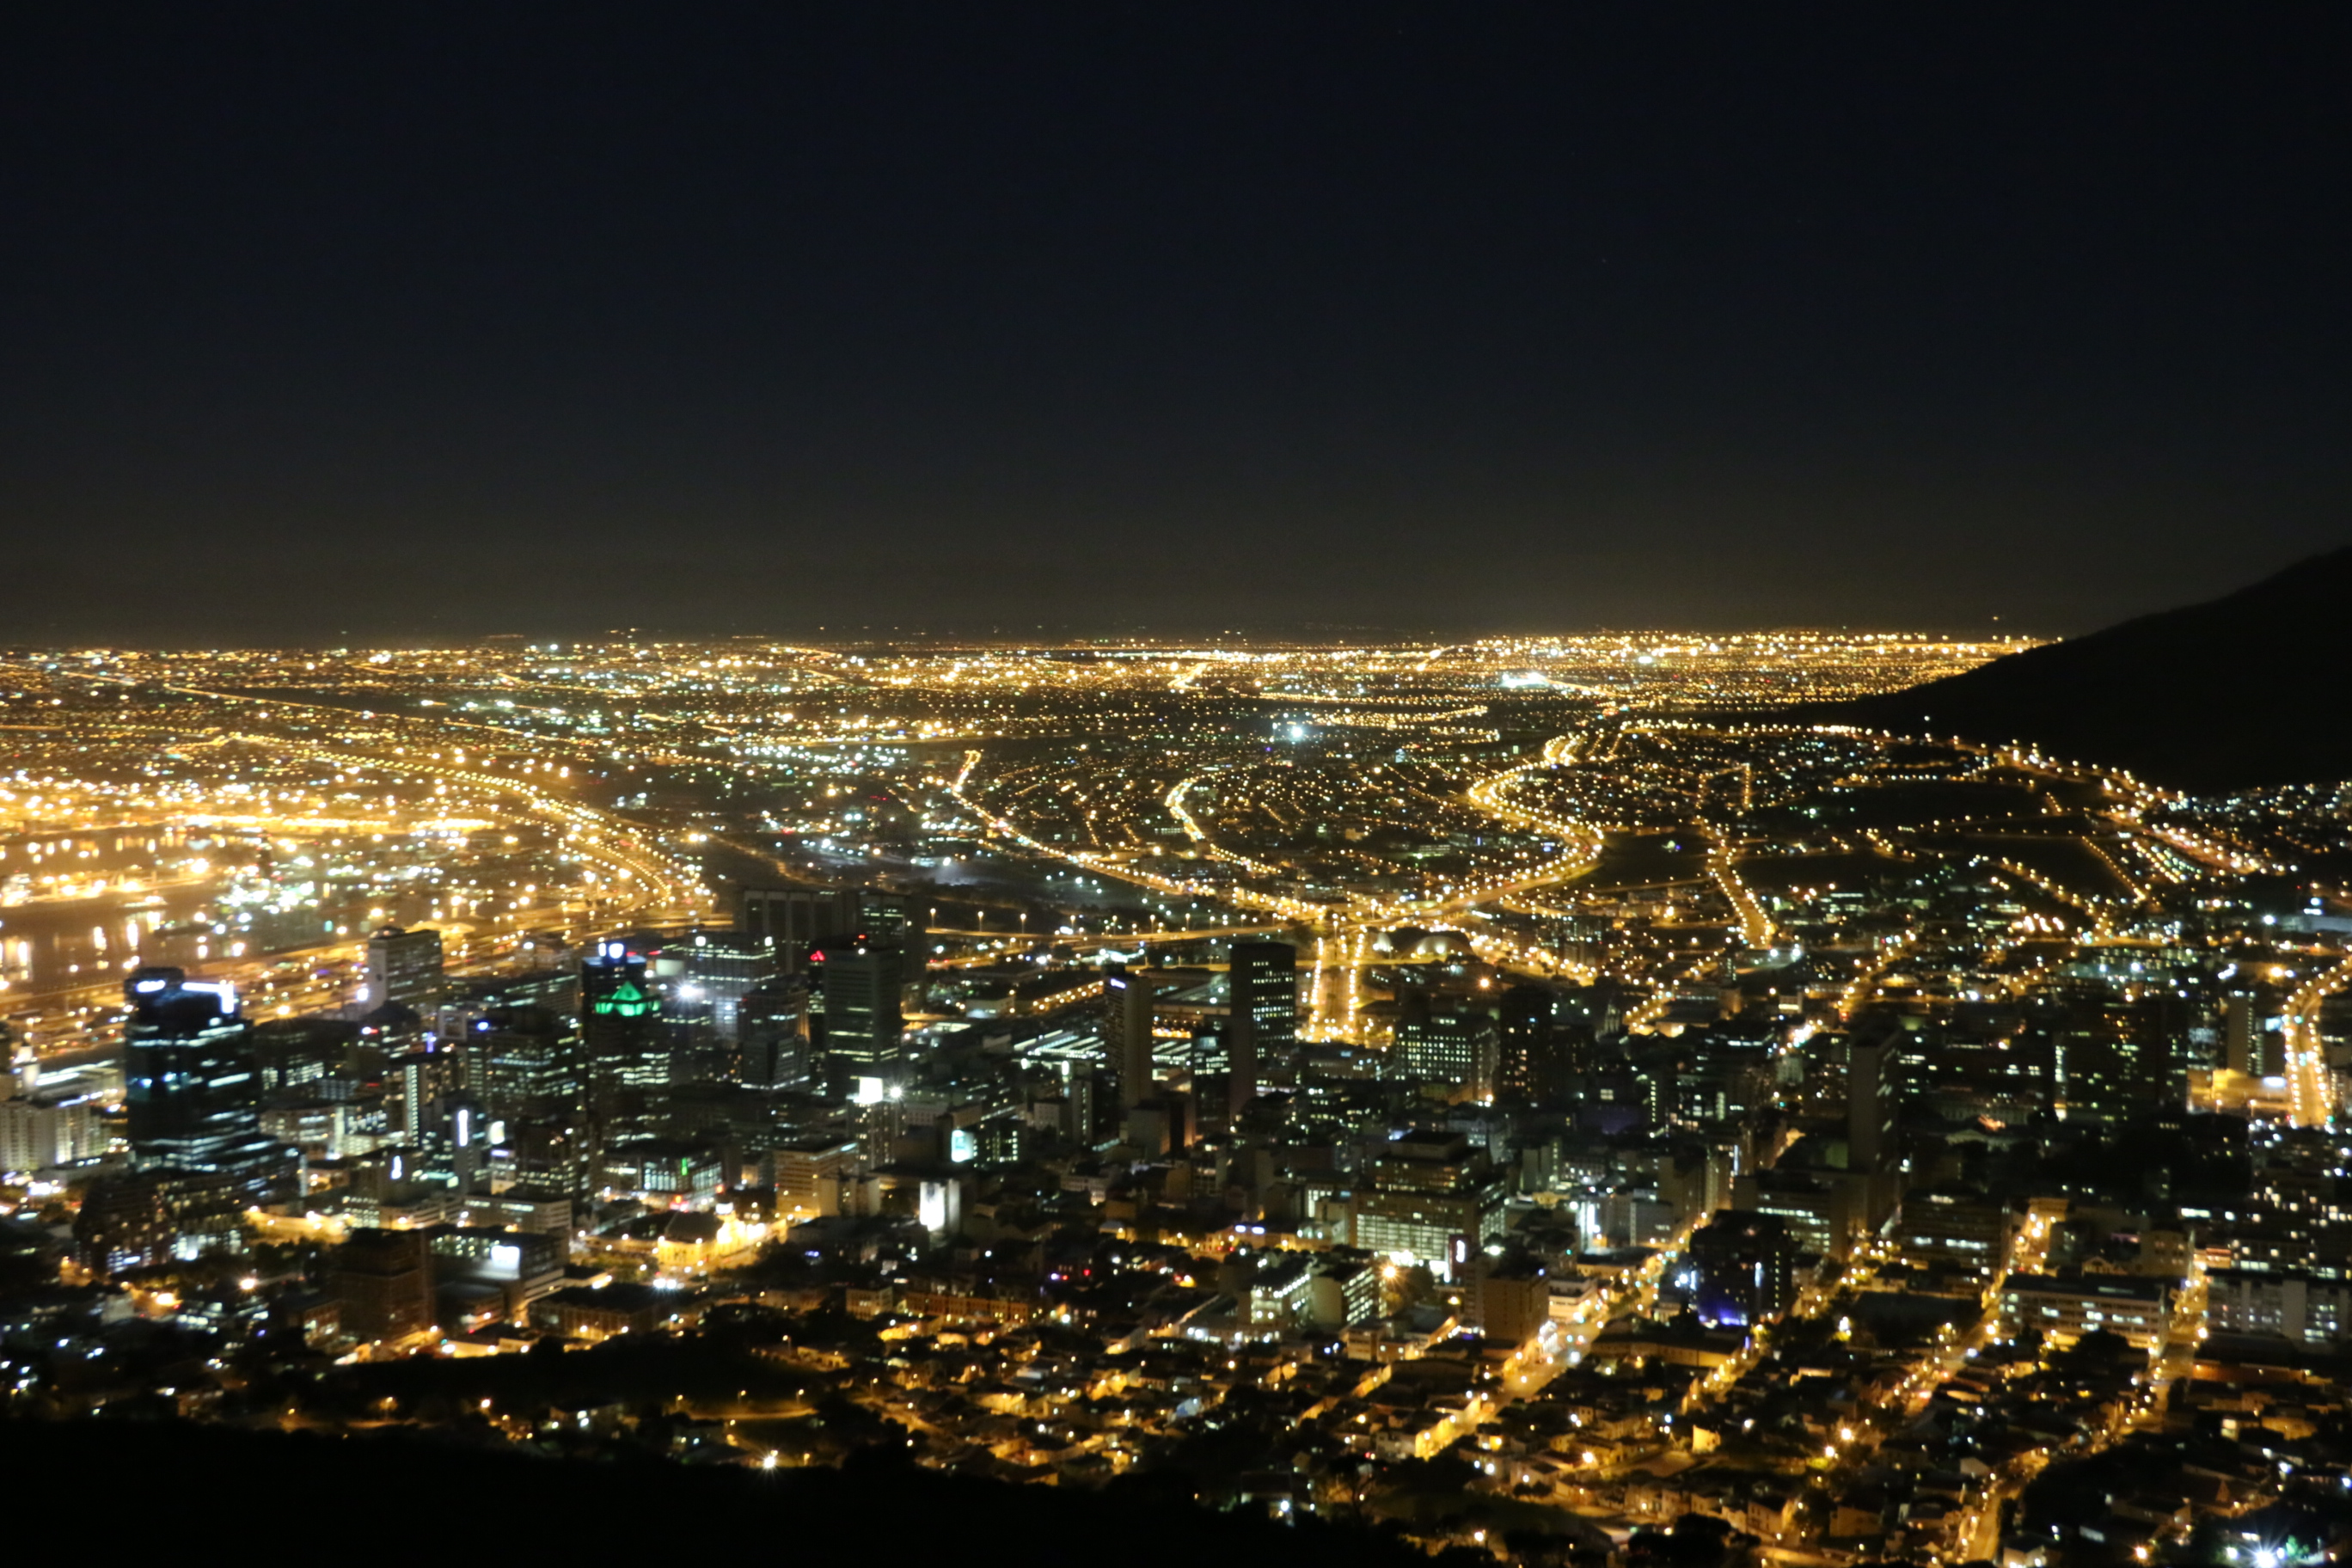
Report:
852,890,928,970
121,966,295,1199
737,886,858,973
365,925,445,1008
581,941,665,1089
1847,1030,1901,1177
469,1004,580,1123
1687,1209,1796,1329
1398,1006,1500,1103
1353,1130,1508,1282
465,1002,584,1191
737,977,812,1092
660,928,778,1038
1845,1022,1905,1232
1496,983,1557,1102
811,937,903,1096
1106,967,1156,1109
1226,940,1296,1118
738,885,928,982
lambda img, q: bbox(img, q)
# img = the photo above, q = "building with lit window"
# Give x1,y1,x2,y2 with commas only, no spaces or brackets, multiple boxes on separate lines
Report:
469,1005,579,1121
737,977,812,1091
1398,1007,1500,1103
1351,1130,1507,1282
1687,1209,1796,1330
656,928,778,1038
2000,1273,2172,1351
2204,1268,2349,1348
581,942,666,1089
738,886,858,973
330,1227,434,1344
1106,967,1156,1109
121,966,296,1201
738,886,925,980
530,1283,671,1341
1896,1186,2013,1276
0,1085,103,1173
1227,940,1297,1117
811,937,903,1096
365,925,445,1008
1497,983,1559,1102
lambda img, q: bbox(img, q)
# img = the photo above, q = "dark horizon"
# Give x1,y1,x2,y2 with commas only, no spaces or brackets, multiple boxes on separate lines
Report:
5,4,2349,645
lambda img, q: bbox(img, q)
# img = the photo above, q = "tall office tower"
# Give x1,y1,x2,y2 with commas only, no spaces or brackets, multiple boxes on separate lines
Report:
854,890,928,967
1353,1130,1509,1283
811,937,903,1097
580,941,667,1090
1189,1024,1233,1122
2223,990,2287,1078
660,928,779,1038
122,967,296,1201
1226,940,1297,1118
365,926,445,1008
1106,967,1157,1109
1399,1007,1502,1103
1686,1209,1797,1329
1496,983,1556,1102
461,1003,584,1194
390,1048,458,1145
330,1228,434,1344
1847,1030,1902,1176
2225,991,2255,1075
737,977,812,1092
467,1005,580,1124
1063,1061,1101,1145
1845,1022,1905,1233
737,886,859,973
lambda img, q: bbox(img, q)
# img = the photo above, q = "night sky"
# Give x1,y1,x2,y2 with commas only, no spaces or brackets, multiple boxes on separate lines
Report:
5,4,2348,645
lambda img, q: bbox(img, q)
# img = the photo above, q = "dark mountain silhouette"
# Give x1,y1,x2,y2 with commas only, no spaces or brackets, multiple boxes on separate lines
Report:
1798,543,2352,793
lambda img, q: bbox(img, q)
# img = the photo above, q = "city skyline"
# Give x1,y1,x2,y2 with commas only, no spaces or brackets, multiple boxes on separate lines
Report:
6,8,2352,1561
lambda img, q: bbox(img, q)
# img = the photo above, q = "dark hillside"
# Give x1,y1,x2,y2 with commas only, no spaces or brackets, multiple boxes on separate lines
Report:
1801,544,2352,793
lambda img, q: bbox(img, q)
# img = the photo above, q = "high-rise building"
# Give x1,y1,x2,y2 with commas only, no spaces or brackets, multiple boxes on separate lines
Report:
330,1228,434,1344
462,1002,584,1192
468,1004,580,1123
1845,1024,1904,1231
121,967,295,1200
1398,1007,1500,1103
581,941,666,1090
365,926,445,1008
2224,990,2286,1078
658,928,779,1038
1686,1209,1796,1329
1847,1029,1901,1177
1106,967,1157,1109
72,1168,248,1276
853,891,928,971
738,885,928,982
1497,983,1558,1102
0,1089,102,1173
1351,1130,1508,1282
811,937,903,1096
1226,940,1297,1118
737,977,812,1092
0,1038,101,1173
7,1040,37,1099
737,887,859,973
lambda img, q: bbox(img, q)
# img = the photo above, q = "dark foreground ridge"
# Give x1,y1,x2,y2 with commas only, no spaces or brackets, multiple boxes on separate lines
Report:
0,1415,1438,1567
1797,542,2352,793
